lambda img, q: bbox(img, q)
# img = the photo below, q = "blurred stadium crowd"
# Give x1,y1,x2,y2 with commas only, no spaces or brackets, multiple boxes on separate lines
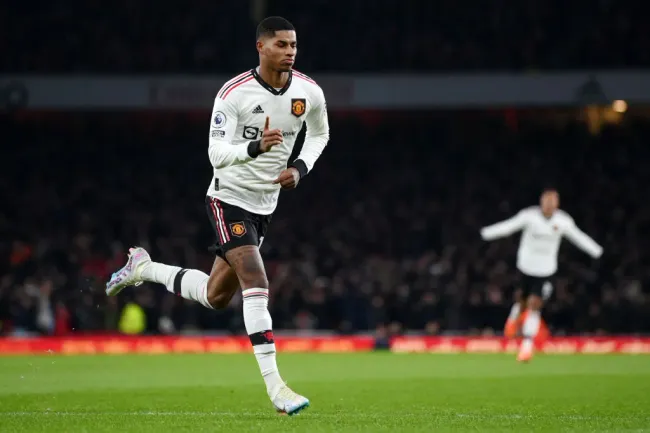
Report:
1,112,649,336
2,0,649,337
2,0,648,73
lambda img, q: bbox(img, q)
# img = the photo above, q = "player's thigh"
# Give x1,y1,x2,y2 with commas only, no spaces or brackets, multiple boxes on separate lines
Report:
526,293,543,310
225,245,268,289
519,274,533,300
205,197,268,289
513,287,524,304
206,197,254,250
206,196,260,257
205,255,240,307
524,277,546,310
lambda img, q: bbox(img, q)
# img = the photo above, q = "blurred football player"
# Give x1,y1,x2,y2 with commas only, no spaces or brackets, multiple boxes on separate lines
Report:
480,189,603,362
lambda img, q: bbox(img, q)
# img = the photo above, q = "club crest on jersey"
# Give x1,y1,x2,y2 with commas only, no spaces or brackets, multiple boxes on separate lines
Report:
291,98,306,117
230,222,246,237
213,111,227,128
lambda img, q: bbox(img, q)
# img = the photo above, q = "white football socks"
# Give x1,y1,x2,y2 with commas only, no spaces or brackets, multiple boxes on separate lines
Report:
522,309,541,337
141,265,284,394
508,302,521,321
141,262,212,309
521,309,541,352
242,288,283,395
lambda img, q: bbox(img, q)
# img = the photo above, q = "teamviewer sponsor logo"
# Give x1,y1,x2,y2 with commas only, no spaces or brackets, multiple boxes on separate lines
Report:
243,126,260,139
242,126,296,140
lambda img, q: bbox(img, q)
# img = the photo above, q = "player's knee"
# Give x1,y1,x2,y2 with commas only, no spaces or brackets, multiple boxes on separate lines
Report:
238,272,269,290
527,295,543,311
207,291,232,309
225,246,269,290
205,278,236,309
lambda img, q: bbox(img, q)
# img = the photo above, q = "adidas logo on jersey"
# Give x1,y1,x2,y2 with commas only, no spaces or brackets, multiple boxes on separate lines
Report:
252,105,264,114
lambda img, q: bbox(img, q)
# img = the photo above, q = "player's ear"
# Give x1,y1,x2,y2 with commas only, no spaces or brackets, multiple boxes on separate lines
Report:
256,40,264,54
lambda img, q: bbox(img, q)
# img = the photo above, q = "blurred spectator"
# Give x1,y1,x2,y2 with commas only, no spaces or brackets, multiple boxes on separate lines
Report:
1,110,649,335
1,0,649,73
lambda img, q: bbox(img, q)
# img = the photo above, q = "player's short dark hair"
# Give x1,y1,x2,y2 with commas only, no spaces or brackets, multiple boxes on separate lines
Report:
256,16,295,40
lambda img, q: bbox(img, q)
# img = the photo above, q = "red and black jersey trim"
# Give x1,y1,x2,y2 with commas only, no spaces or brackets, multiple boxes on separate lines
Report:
252,68,293,96
292,69,318,86
217,71,254,99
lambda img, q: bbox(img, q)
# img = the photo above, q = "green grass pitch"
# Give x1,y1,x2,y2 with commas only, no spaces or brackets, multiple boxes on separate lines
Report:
1,353,649,432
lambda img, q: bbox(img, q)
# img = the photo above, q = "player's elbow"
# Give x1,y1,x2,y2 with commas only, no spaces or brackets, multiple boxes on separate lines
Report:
211,159,228,170
307,131,329,143
320,131,330,144
208,147,229,169
208,154,226,169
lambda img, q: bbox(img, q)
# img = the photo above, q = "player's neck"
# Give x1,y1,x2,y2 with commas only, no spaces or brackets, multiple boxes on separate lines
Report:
257,65,290,89
542,210,555,219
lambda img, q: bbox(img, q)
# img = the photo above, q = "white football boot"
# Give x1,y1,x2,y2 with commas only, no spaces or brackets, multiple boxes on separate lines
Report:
105,247,151,296
270,384,310,416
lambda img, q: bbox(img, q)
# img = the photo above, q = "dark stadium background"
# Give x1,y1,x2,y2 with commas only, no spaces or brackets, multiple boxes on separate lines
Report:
2,0,649,339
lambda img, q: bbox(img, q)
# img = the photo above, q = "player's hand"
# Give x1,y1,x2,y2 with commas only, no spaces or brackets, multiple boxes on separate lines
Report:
260,116,283,153
273,167,300,190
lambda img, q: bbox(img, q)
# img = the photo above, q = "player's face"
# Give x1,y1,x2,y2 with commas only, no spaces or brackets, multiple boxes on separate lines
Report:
540,191,559,215
259,30,297,72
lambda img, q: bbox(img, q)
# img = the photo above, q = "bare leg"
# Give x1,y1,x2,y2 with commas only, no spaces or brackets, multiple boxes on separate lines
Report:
224,245,284,395
518,294,544,361
205,256,240,308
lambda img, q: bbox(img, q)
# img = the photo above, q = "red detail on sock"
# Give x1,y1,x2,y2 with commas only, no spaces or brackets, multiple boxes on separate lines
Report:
262,331,274,343
243,291,269,298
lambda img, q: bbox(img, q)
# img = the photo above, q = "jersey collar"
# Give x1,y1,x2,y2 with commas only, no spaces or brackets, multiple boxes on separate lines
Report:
251,68,292,96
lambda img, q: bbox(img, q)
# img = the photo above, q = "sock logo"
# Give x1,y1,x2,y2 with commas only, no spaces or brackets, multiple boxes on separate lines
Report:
249,330,275,345
262,330,274,343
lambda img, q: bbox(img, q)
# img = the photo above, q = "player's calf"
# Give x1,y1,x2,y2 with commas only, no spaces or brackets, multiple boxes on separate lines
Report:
518,294,544,361
107,247,213,310
225,245,285,398
504,300,525,339
205,257,240,309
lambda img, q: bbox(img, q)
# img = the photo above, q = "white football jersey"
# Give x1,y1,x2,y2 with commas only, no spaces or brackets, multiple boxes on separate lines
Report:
480,206,603,277
206,68,329,215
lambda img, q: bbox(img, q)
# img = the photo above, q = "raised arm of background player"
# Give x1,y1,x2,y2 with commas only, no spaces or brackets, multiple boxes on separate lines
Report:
480,209,530,241
480,209,604,258
561,217,603,259
273,89,330,190
208,97,283,168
